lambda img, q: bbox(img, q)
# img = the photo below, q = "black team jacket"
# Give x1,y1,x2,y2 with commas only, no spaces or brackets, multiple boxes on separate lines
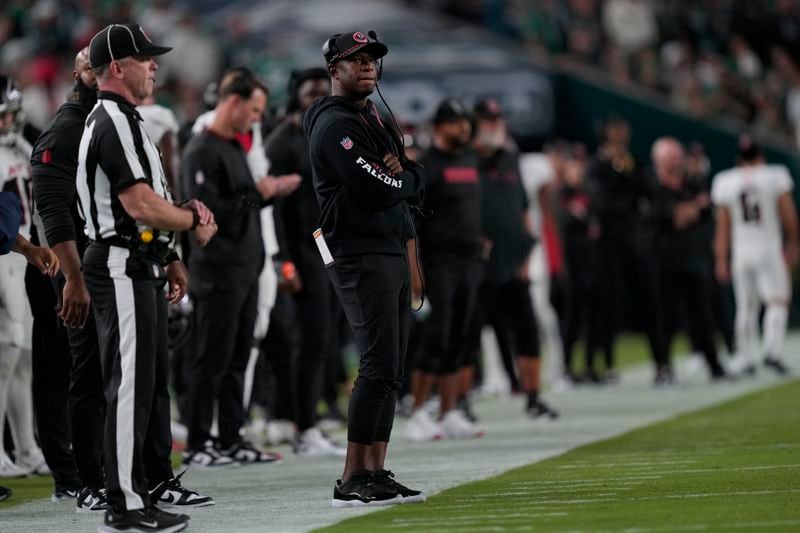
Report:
304,96,425,259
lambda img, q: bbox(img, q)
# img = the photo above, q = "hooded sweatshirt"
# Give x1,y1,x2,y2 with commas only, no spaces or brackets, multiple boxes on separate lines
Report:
304,95,425,259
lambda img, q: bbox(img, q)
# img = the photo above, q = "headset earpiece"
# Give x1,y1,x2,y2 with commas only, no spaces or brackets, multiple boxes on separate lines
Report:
323,34,342,65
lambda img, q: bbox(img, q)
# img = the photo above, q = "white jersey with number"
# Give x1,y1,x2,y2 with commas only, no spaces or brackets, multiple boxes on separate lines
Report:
712,163,793,301
711,164,793,262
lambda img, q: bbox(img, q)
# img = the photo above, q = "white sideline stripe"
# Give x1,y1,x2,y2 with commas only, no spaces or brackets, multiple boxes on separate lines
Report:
558,460,697,468
109,246,143,510
390,512,569,523
620,519,800,532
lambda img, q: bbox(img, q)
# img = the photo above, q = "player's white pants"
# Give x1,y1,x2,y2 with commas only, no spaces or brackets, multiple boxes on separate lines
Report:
0,254,38,456
732,250,791,365
243,206,280,411
528,244,565,386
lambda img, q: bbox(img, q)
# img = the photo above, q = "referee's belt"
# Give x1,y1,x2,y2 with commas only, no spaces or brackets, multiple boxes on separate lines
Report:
91,235,176,265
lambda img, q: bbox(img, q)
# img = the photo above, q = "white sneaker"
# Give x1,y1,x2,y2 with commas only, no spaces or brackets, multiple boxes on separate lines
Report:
265,420,295,446
404,409,444,442
440,409,485,439
16,448,50,475
0,452,28,478
294,427,347,457
182,441,237,468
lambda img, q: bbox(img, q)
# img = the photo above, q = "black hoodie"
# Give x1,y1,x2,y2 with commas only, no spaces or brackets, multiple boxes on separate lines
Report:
31,99,94,253
304,96,425,259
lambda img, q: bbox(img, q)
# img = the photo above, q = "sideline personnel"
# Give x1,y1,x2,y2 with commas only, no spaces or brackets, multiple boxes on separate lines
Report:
77,24,216,532
304,31,426,507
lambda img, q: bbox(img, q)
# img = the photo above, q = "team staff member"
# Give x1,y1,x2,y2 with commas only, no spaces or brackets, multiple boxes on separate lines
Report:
471,98,558,420
405,98,484,442
30,47,107,508
77,24,216,532
265,67,347,457
305,31,426,507
651,138,726,380
183,68,287,467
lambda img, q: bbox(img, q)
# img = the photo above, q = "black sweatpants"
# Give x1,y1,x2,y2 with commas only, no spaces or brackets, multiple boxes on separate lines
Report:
327,253,411,445
292,244,335,432
83,243,174,512
416,257,483,375
25,265,80,490
660,268,724,376
187,277,258,451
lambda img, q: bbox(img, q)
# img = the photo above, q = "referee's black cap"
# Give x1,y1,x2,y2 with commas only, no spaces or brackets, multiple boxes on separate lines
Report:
89,23,172,68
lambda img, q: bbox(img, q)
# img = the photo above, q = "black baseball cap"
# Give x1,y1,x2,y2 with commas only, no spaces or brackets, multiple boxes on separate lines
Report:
473,97,504,119
432,98,470,124
323,31,388,65
89,23,172,68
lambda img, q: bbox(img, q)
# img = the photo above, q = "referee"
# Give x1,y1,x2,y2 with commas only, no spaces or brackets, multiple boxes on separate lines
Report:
77,24,216,532
305,31,426,507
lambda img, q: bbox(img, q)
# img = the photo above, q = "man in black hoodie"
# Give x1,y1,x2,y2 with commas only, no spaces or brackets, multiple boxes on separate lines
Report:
305,31,426,508
30,47,107,509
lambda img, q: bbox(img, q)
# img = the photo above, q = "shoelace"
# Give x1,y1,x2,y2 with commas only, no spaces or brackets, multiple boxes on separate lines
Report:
373,470,404,491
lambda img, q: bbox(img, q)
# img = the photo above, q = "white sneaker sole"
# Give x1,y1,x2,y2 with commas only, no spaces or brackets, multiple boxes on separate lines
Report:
159,500,216,508
98,523,187,533
331,495,402,508
400,494,426,504
77,506,108,513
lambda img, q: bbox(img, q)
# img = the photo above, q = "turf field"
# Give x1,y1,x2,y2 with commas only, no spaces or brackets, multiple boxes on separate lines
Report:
319,379,800,532
0,336,796,532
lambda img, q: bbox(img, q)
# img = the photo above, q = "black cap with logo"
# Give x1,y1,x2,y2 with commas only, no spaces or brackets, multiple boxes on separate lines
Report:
432,98,470,124
473,97,504,120
323,31,388,65
89,23,172,68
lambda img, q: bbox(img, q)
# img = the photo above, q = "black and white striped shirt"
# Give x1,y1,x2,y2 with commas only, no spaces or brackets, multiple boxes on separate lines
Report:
76,90,173,246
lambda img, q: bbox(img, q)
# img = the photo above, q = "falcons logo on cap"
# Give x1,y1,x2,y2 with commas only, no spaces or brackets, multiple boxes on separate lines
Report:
353,32,368,43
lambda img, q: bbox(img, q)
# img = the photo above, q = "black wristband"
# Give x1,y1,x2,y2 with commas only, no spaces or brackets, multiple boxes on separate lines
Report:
190,208,200,231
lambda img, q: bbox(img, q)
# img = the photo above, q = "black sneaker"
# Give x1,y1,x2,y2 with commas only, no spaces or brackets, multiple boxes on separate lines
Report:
51,485,80,502
76,487,109,513
182,441,237,468
98,506,188,533
332,472,401,508
653,365,676,387
527,399,559,420
150,469,214,508
764,357,790,376
220,442,283,465
0,486,10,502
372,470,425,503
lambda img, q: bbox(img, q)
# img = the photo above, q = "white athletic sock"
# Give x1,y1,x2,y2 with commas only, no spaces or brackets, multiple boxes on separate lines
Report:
762,304,788,361
735,305,760,366
530,282,565,384
0,344,24,456
7,346,38,453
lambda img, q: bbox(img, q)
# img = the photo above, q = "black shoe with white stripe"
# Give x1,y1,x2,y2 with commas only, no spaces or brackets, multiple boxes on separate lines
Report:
182,441,237,468
764,357,790,376
0,486,11,502
372,470,425,503
98,506,188,533
51,485,80,502
332,472,401,508
76,486,109,513
150,470,214,508
220,442,283,465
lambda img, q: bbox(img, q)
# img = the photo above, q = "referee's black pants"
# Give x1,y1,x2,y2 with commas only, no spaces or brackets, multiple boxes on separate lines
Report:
187,277,258,451
327,253,411,445
83,243,174,513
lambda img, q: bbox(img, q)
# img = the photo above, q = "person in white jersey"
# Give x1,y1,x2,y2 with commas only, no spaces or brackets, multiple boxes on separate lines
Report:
518,150,569,391
712,136,799,375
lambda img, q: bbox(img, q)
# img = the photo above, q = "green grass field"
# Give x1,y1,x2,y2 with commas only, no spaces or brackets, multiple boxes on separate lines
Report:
318,379,800,532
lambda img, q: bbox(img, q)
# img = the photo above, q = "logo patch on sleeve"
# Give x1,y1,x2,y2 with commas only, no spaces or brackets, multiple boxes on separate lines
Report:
42,149,52,164
340,136,353,150
195,170,205,185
